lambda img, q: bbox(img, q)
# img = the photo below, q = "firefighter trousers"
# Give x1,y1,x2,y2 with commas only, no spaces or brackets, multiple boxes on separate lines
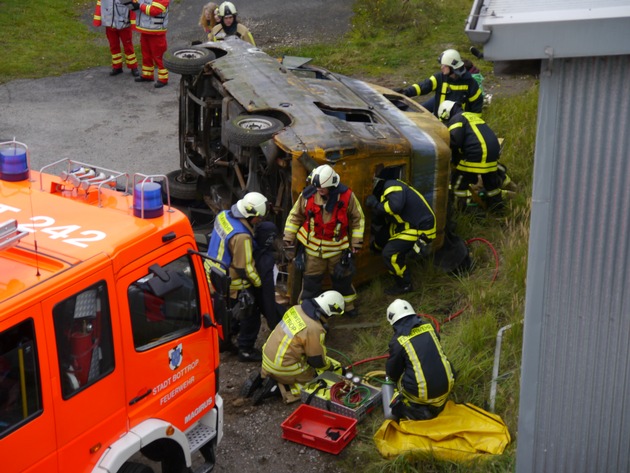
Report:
299,252,357,311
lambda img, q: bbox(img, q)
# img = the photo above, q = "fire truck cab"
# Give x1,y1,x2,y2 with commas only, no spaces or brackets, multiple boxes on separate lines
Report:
0,141,223,473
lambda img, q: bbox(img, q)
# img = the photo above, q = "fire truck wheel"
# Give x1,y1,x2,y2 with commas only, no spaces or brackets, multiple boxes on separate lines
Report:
225,115,284,147
163,170,199,202
164,46,216,76
117,461,154,473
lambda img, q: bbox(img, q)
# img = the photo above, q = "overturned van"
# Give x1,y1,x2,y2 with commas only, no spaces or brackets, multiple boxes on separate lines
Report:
164,38,458,300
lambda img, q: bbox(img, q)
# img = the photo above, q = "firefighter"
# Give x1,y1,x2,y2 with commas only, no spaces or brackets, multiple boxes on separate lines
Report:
385,299,455,421
129,0,170,88
365,179,436,295
437,100,514,212
252,221,285,330
93,0,139,77
283,164,365,317
249,290,345,405
205,192,269,362
208,1,255,45
395,48,483,117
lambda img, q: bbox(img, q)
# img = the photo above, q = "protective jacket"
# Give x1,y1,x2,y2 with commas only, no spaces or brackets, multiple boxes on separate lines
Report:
447,112,500,174
403,71,483,116
386,315,455,407
373,180,436,243
209,22,255,45
133,0,169,33
206,210,261,293
284,184,364,258
93,0,131,29
261,301,330,384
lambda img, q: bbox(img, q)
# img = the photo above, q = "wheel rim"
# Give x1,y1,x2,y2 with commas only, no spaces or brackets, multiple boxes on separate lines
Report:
238,117,277,131
174,49,207,60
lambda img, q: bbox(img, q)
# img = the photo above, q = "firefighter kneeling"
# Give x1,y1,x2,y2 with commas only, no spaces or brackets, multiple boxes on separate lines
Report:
241,291,345,405
385,299,456,421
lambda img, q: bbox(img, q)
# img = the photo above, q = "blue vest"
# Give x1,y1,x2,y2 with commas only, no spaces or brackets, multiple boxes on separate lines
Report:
207,210,250,272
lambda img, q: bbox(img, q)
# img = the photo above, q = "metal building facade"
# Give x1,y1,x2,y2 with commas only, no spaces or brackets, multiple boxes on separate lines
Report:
520,55,630,473
466,1,630,471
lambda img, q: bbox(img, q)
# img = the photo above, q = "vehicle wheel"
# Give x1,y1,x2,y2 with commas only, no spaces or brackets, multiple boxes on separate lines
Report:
164,170,199,202
164,46,216,76
225,115,284,147
117,461,154,473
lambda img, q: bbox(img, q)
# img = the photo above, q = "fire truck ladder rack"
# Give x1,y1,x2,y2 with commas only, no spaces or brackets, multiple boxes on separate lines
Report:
39,159,131,208
0,219,28,251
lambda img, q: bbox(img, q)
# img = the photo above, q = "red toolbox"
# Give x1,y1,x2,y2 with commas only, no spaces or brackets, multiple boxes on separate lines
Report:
281,404,357,454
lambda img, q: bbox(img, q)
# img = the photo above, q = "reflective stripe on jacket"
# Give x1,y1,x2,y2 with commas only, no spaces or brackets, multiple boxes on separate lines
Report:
380,180,436,242
285,186,364,258
134,0,169,33
448,112,501,174
93,0,132,29
206,210,259,291
386,318,455,407
410,71,483,116
262,305,326,378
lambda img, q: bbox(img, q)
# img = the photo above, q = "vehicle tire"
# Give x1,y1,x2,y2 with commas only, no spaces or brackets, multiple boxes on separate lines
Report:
164,46,216,76
164,170,199,202
225,115,284,147
117,462,154,473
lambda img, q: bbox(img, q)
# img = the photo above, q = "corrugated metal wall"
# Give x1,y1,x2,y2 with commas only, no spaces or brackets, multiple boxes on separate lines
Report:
517,55,630,473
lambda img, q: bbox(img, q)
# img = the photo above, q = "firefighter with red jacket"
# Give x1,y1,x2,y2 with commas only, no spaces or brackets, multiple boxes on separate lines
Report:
93,0,139,77
283,165,365,317
129,0,170,88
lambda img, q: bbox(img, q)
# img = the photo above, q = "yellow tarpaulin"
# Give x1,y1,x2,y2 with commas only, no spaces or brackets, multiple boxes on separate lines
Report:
373,401,511,462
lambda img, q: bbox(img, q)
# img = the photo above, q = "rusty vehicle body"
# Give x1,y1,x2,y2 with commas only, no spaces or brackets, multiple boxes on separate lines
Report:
163,38,453,299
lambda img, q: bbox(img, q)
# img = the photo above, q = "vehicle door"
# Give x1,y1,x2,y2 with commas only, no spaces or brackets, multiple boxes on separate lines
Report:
41,270,127,473
0,308,57,473
117,245,218,431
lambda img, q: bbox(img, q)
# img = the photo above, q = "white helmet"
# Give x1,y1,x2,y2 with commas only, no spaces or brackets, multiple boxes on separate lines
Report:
437,100,457,122
439,49,464,70
218,1,236,17
310,164,340,189
314,290,345,317
386,299,416,325
235,192,268,218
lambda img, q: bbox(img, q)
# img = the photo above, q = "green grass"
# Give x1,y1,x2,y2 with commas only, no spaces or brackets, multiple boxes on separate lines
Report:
1,0,538,470
0,0,109,83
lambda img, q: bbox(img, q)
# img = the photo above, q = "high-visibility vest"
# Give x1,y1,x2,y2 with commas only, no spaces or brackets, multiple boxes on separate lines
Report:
296,188,352,253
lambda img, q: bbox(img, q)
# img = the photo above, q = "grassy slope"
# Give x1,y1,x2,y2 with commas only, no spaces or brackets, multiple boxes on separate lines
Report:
1,1,538,471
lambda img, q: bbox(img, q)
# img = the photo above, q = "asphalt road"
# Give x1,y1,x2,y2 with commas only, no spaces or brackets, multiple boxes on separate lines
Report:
0,0,353,176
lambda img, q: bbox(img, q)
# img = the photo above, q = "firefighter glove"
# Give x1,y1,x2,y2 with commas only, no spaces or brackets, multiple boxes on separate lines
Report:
129,1,140,10
365,194,379,209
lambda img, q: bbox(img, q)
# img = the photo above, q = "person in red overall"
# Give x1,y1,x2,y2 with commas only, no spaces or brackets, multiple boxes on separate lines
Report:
93,0,139,77
129,0,170,88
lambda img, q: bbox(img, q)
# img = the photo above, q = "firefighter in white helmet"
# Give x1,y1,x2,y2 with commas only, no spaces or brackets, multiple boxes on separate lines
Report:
394,48,483,117
438,100,515,212
385,299,455,421
206,191,269,362
283,164,365,317
209,1,255,45
244,290,345,405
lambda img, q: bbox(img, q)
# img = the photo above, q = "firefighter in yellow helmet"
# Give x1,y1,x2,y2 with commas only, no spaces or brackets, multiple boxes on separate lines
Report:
209,1,255,45
385,299,455,421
